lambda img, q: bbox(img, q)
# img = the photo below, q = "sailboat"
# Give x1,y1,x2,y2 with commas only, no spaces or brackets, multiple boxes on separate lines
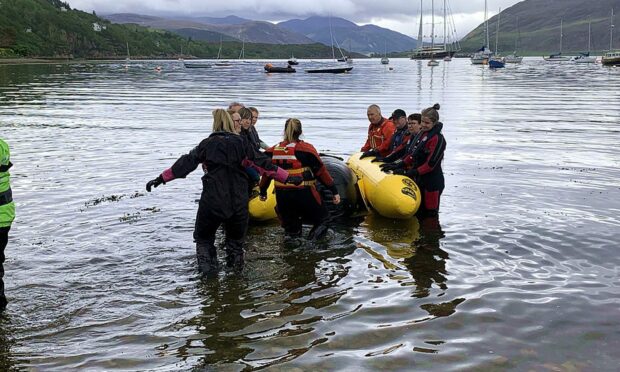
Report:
287,53,299,65
573,19,597,63
602,9,620,66
488,8,505,68
504,16,523,63
471,0,493,64
214,36,231,66
123,42,131,68
411,0,459,59
544,19,570,61
427,0,440,66
305,16,353,73
380,40,389,64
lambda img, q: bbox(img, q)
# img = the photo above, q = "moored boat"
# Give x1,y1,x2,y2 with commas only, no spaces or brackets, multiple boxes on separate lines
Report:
305,66,353,74
264,64,296,73
184,62,212,68
602,50,620,66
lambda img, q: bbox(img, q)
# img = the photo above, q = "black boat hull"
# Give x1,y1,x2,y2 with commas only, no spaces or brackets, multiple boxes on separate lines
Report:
410,50,456,60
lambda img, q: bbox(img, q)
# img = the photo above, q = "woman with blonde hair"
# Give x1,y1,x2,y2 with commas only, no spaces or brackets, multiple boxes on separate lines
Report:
259,118,340,240
146,109,300,277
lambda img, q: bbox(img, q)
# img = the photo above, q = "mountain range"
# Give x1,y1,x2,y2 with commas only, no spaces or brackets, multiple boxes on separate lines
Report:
102,14,419,54
460,0,620,53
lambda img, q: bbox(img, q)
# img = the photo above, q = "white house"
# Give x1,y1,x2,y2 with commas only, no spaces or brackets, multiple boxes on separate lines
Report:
93,23,102,32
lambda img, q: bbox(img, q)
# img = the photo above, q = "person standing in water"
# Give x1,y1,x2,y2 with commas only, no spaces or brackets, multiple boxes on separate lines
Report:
259,118,340,240
146,109,301,277
0,139,15,311
384,104,446,217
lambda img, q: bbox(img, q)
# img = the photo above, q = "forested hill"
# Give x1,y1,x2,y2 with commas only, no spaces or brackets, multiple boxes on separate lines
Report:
0,0,343,59
460,0,620,54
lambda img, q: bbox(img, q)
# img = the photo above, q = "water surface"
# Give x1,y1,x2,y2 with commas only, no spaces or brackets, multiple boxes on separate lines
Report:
1,58,619,371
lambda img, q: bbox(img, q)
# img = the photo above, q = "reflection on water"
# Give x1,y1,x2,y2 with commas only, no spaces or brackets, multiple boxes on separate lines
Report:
0,58,620,370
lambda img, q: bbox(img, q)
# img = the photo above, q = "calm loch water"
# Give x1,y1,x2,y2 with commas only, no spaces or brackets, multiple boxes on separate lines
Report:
1,58,619,371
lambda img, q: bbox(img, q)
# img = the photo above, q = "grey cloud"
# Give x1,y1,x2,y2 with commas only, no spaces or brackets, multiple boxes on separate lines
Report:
65,0,524,34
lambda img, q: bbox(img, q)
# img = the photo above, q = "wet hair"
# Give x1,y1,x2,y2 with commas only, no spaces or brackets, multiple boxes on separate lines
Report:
212,108,237,134
249,107,259,114
238,107,252,120
408,113,422,123
284,118,302,143
421,103,440,123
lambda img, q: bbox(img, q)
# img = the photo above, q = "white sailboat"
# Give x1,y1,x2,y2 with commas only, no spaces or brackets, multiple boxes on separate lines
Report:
380,40,389,64
214,36,231,66
471,0,493,64
573,20,597,63
544,19,570,61
124,42,130,68
504,16,523,63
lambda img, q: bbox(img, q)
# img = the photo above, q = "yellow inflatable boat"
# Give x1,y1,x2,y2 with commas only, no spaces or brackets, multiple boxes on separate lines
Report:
346,152,421,219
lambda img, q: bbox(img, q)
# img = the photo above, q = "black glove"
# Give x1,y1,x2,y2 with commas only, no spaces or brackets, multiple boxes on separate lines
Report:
259,189,268,199
393,168,407,175
360,150,377,159
380,162,400,172
371,157,385,163
285,175,303,186
146,175,165,192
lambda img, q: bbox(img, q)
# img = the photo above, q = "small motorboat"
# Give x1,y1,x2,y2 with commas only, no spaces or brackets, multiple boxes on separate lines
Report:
305,66,353,74
264,64,296,73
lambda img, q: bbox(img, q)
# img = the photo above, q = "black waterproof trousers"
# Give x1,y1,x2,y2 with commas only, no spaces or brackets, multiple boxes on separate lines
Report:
193,202,248,277
275,187,329,239
0,226,9,310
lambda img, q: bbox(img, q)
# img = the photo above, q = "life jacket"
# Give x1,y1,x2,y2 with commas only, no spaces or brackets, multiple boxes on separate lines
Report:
0,139,15,227
270,141,316,189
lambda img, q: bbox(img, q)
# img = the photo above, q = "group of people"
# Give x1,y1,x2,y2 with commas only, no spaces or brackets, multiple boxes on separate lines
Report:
146,102,340,278
146,101,446,278
360,103,446,217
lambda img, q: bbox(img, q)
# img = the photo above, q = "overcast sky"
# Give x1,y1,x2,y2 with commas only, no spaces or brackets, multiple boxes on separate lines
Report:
65,0,525,38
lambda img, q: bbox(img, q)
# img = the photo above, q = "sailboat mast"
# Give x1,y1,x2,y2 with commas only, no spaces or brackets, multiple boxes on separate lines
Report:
431,0,435,50
611,8,615,50
485,0,489,48
514,16,519,53
560,19,564,54
495,8,501,54
329,17,336,60
417,0,424,50
443,0,447,51
588,19,591,52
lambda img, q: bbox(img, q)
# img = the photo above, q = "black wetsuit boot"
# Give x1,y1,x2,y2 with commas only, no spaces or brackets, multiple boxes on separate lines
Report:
225,239,245,271
196,240,218,279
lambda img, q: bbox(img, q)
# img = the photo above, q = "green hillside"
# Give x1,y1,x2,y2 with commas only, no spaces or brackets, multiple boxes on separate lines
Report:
460,0,620,54
0,0,346,59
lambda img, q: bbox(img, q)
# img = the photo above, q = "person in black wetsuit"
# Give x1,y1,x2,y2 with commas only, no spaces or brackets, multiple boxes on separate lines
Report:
145,109,301,277
259,118,341,240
